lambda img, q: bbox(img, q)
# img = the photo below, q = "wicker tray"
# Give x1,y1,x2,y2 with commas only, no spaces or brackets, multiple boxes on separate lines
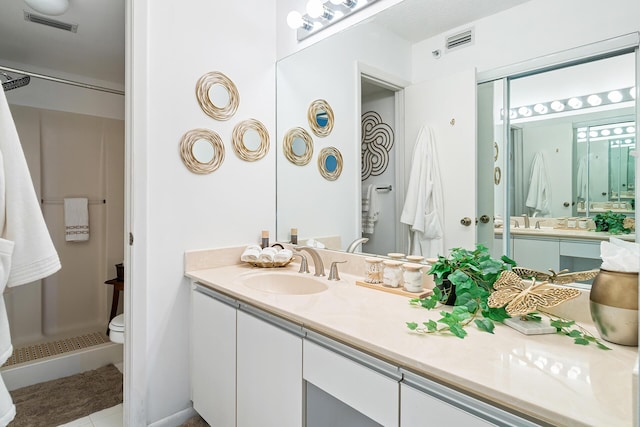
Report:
246,259,293,268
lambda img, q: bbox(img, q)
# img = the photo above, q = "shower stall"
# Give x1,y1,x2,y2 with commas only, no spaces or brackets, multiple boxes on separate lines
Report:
1,72,125,389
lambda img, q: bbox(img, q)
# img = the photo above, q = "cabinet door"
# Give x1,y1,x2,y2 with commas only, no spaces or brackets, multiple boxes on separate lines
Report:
401,383,494,427
512,237,559,272
237,310,303,427
191,288,236,427
304,339,400,427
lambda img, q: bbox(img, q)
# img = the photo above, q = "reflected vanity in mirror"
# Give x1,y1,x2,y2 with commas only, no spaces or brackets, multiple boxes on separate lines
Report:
180,128,225,174
196,71,240,121
232,118,270,162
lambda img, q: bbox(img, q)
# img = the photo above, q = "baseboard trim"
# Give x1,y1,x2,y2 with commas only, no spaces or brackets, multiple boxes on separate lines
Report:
148,406,197,427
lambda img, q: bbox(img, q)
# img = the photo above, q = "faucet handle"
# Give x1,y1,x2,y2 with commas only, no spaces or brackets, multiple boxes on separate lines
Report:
293,253,310,274
513,220,520,228
535,220,541,229
328,261,347,281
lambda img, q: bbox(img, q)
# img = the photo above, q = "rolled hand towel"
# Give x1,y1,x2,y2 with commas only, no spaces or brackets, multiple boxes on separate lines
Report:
258,247,277,262
241,245,261,262
274,249,293,263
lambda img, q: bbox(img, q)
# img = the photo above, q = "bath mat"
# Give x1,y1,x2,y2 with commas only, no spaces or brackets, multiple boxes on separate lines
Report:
2,332,109,367
8,364,122,427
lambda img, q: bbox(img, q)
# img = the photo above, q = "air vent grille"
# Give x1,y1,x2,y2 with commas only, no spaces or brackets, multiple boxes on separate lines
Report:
446,28,473,51
24,11,78,33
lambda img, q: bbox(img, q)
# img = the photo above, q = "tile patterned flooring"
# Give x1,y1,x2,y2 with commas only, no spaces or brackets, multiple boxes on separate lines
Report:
57,362,124,427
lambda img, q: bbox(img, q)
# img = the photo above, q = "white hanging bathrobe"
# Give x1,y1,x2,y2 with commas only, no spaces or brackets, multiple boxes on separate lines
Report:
400,125,444,258
0,88,61,425
525,151,552,216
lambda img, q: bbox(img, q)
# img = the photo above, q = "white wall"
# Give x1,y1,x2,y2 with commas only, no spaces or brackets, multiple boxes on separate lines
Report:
412,0,640,83
129,0,277,424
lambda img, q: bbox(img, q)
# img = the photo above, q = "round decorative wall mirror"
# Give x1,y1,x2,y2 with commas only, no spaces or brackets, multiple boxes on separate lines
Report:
307,99,334,137
232,119,270,162
318,146,343,181
196,71,239,121
179,128,225,174
283,127,313,166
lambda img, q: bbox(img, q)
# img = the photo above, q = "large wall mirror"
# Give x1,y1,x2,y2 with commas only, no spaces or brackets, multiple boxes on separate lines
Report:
482,49,637,278
276,0,638,265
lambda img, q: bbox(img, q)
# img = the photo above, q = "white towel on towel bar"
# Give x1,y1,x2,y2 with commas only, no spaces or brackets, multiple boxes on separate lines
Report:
64,198,89,242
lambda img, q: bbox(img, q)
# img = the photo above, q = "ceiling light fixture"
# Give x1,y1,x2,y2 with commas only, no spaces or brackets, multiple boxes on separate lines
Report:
23,0,69,16
288,0,379,41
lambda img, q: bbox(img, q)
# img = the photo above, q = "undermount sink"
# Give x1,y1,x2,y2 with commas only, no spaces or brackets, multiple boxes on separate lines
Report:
240,271,328,295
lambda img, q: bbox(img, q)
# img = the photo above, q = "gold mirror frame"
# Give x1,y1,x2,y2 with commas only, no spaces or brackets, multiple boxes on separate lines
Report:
307,99,335,137
232,119,270,162
318,146,343,181
180,128,225,174
283,127,313,166
196,71,239,121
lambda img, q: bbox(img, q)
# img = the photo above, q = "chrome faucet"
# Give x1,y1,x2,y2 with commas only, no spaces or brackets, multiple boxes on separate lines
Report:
522,214,530,229
292,252,310,274
346,237,369,253
294,246,325,277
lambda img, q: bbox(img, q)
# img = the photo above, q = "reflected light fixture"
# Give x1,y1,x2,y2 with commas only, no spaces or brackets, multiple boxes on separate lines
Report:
23,0,69,16
288,0,377,41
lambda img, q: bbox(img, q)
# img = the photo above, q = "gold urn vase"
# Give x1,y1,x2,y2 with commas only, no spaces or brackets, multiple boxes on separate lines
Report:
589,269,639,346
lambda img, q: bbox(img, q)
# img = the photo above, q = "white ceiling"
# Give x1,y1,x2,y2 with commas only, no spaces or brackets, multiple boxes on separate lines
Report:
0,0,529,89
0,0,125,86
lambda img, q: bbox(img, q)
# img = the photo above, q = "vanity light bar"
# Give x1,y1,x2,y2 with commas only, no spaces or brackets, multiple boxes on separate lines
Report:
505,86,635,121
288,0,380,41
576,121,636,143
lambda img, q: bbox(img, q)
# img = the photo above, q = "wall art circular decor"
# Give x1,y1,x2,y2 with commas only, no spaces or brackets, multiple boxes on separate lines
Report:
179,128,225,174
283,127,313,166
195,71,239,121
232,119,270,162
307,99,334,137
361,111,394,180
318,146,343,181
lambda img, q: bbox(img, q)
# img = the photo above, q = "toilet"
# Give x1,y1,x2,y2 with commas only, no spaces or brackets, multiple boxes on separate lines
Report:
108,314,125,344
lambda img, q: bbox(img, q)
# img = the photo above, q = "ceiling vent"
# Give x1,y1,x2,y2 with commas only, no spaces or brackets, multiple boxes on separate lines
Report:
445,28,473,51
24,11,78,33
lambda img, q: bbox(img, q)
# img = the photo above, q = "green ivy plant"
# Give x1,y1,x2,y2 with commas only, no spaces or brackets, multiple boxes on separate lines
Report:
593,210,631,235
406,244,515,339
521,313,611,350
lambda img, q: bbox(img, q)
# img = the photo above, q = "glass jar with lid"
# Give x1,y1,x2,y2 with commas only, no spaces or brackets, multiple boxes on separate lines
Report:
383,260,404,288
364,257,384,284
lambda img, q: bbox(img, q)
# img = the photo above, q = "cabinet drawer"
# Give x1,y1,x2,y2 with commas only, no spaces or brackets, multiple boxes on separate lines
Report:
303,339,399,427
559,240,600,259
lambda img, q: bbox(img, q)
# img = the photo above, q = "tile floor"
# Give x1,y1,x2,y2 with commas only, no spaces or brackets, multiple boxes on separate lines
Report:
57,362,124,427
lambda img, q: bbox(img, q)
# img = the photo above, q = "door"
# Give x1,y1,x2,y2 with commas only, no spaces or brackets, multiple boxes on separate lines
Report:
404,68,477,254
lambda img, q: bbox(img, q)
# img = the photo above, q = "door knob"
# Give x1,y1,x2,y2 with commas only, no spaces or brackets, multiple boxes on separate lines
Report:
479,215,490,224
563,202,570,207
460,217,472,226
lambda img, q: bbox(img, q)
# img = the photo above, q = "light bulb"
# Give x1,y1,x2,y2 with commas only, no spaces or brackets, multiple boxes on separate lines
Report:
550,101,564,112
287,11,303,29
24,0,69,15
518,106,531,117
613,127,623,135
607,90,623,103
600,129,610,136
307,0,325,18
577,131,587,139
586,94,601,106
627,126,636,134
589,131,598,138
568,97,582,109
533,103,548,114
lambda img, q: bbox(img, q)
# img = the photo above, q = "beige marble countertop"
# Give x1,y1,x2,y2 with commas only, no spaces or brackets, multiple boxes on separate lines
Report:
185,247,637,427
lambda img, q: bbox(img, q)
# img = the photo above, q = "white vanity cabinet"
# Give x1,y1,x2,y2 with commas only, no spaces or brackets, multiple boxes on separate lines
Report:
512,236,560,272
191,286,237,427
191,284,303,427
303,332,401,427
400,373,539,427
236,306,303,427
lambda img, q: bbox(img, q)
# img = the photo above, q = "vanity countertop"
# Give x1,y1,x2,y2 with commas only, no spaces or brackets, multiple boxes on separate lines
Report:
185,253,636,427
